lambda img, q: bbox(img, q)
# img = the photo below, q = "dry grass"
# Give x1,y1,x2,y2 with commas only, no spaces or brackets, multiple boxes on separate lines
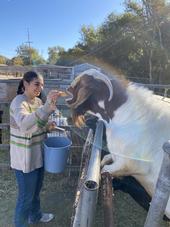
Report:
1,165,170,227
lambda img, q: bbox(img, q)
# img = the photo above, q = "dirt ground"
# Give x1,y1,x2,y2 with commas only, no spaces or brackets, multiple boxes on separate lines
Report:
1,165,170,227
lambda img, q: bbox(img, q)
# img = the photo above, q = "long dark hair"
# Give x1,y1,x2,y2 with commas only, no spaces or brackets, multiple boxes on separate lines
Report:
17,71,43,95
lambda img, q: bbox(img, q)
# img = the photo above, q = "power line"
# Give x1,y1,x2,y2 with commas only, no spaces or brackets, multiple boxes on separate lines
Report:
25,28,33,65
25,28,33,48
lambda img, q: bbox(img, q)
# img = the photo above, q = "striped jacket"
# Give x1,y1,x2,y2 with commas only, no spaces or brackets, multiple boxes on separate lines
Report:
10,94,54,173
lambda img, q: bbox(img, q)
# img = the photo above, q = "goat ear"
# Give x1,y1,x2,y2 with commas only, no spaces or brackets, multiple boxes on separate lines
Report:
69,86,93,109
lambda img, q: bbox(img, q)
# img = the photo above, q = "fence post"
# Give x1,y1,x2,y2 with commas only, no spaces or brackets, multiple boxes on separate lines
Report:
0,110,2,143
144,141,170,227
101,172,115,227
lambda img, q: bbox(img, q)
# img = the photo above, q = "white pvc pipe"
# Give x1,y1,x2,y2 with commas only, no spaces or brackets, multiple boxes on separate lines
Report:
144,141,170,227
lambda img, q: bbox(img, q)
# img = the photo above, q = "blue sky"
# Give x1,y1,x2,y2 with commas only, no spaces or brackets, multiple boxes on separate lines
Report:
0,0,124,59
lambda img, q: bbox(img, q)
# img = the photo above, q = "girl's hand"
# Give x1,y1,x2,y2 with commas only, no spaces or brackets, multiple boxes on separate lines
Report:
47,90,61,105
46,90,63,111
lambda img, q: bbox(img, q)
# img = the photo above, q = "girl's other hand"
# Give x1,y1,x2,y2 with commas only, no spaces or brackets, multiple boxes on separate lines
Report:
46,121,57,132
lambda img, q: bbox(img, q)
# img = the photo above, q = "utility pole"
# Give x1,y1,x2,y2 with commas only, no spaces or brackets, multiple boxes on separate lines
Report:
25,28,33,65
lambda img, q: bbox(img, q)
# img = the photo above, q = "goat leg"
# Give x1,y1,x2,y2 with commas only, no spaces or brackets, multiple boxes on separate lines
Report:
101,156,132,177
101,154,113,168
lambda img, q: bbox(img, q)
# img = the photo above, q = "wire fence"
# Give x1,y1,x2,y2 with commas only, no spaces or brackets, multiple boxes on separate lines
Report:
1,82,170,154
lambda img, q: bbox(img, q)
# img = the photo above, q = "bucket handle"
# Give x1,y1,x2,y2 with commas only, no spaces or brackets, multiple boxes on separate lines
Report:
54,126,65,132
53,126,70,138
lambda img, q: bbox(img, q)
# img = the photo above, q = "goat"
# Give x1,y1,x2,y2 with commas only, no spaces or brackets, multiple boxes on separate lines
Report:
66,69,170,219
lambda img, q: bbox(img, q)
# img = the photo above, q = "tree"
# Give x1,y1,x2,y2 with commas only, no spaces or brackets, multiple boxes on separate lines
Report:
16,44,46,65
125,0,170,83
0,55,7,64
80,25,100,47
47,46,65,64
11,56,24,65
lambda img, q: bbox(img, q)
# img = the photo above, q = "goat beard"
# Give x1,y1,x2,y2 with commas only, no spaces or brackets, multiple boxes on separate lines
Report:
72,111,85,128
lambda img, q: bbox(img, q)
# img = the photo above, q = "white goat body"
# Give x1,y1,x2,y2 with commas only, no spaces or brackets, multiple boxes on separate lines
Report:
102,84,170,218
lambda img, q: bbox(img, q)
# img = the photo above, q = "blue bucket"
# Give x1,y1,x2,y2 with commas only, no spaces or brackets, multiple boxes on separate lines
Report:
43,136,72,173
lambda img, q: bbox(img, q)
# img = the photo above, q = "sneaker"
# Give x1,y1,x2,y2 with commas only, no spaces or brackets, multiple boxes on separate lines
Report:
28,213,54,224
39,213,54,223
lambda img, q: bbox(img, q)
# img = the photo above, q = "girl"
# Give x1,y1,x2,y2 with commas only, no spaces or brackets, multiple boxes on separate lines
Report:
10,71,61,227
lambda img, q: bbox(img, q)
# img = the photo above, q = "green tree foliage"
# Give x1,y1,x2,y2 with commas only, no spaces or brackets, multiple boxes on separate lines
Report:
16,44,46,65
0,55,7,64
47,46,65,64
11,56,24,65
48,46,84,66
128,0,170,83
80,25,100,47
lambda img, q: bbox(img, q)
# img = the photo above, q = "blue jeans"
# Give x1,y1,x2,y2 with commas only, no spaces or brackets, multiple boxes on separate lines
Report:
14,167,44,227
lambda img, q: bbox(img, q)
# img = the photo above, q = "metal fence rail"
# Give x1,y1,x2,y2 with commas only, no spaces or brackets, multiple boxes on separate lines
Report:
72,121,104,227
